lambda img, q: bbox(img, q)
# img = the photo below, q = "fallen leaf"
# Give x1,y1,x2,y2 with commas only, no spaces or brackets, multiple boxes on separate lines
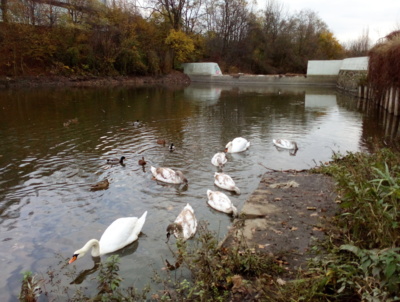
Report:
307,207,317,210
290,227,298,231
276,278,286,286
232,275,243,289
274,197,282,201
272,228,283,235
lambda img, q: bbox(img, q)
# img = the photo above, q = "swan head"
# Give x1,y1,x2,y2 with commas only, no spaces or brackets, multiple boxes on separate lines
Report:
166,223,183,242
69,250,85,264
224,142,232,152
176,171,188,184
69,239,100,264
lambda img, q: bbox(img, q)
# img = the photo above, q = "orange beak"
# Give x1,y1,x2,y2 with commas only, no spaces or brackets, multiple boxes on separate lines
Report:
69,255,77,264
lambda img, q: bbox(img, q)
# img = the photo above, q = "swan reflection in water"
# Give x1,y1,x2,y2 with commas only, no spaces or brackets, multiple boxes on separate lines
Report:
70,240,140,285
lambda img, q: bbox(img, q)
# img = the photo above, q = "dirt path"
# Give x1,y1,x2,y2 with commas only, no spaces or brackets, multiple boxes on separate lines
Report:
222,171,338,277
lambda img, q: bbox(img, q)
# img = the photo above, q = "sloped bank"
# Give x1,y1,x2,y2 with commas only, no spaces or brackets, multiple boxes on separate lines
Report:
222,170,338,276
0,72,191,89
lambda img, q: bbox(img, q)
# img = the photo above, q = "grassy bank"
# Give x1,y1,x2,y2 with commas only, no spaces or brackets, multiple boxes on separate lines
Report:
20,148,400,301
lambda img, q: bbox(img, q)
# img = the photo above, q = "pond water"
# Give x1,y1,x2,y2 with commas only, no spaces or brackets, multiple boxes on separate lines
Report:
0,83,397,301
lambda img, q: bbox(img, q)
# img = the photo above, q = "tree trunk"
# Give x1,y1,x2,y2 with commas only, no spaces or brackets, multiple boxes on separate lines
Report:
1,0,8,23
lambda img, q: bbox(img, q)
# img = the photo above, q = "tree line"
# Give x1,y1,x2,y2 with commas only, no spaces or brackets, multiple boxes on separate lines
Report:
0,0,371,77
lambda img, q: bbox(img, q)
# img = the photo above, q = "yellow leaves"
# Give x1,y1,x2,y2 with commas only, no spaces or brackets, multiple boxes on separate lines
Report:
317,30,344,59
165,29,195,63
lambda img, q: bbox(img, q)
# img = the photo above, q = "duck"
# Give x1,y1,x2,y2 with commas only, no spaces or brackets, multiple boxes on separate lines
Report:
106,156,126,165
151,166,188,184
169,143,175,151
214,172,240,194
225,137,250,153
211,152,227,167
138,157,146,166
90,179,109,191
207,190,238,217
69,211,147,264
166,204,197,242
273,139,298,151
133,120,141,127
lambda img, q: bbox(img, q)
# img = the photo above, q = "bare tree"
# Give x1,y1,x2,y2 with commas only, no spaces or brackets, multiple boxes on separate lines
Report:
148,0,203,32
263,0,286,42
345,28,371,57
1,0,9,22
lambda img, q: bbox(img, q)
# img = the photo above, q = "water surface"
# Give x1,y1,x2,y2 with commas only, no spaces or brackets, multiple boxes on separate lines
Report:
0,83,396,300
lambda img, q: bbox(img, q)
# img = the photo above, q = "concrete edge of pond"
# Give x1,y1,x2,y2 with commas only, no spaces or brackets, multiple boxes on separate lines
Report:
220,170,338,277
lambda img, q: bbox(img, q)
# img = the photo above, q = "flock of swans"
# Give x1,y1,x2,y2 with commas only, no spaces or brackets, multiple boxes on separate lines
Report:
69,136,297,264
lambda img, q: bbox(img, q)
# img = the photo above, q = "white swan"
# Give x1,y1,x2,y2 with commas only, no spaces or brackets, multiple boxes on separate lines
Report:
273,139,298,150
225,137,250,153
214,172,240,194
211,152,227,167
151,166,188,184
69,211,147,264
166,204,197,242
207,190,238,217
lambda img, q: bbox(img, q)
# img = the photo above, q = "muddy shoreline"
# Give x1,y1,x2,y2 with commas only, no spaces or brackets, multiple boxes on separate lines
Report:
222,170,338,278
0,72,191,89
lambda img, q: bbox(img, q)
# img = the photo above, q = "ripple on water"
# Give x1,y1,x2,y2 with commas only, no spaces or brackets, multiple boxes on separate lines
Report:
0,85,387,301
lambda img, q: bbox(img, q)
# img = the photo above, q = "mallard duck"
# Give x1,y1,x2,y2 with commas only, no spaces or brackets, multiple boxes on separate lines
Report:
207,189,238,217
106,156,126,165
138,157,146,166
273,139,298,151
166,204,197,242
90,179,109,191
169,143,175,151
211,152,227,167
69,211,147,264
151,166,188,184
225,137,250,153
214,172,240,194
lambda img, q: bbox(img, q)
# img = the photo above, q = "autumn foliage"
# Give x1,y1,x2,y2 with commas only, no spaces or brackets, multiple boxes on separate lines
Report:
368,31,400,96
0,0,346,77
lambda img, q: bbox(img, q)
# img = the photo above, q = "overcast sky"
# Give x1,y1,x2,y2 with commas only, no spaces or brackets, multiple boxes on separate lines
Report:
256,0,400,45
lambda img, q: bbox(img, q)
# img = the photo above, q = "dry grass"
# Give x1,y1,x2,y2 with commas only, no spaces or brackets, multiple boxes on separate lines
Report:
368,31,400,97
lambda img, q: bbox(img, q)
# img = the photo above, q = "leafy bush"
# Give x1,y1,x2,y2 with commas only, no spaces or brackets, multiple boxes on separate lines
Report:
317,149,400,248
153,223,283,301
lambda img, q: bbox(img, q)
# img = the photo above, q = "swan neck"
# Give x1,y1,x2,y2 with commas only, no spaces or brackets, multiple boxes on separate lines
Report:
83,239,101,257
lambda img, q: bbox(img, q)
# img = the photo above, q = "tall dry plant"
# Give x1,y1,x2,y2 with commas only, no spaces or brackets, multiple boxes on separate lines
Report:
368,30,400,98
